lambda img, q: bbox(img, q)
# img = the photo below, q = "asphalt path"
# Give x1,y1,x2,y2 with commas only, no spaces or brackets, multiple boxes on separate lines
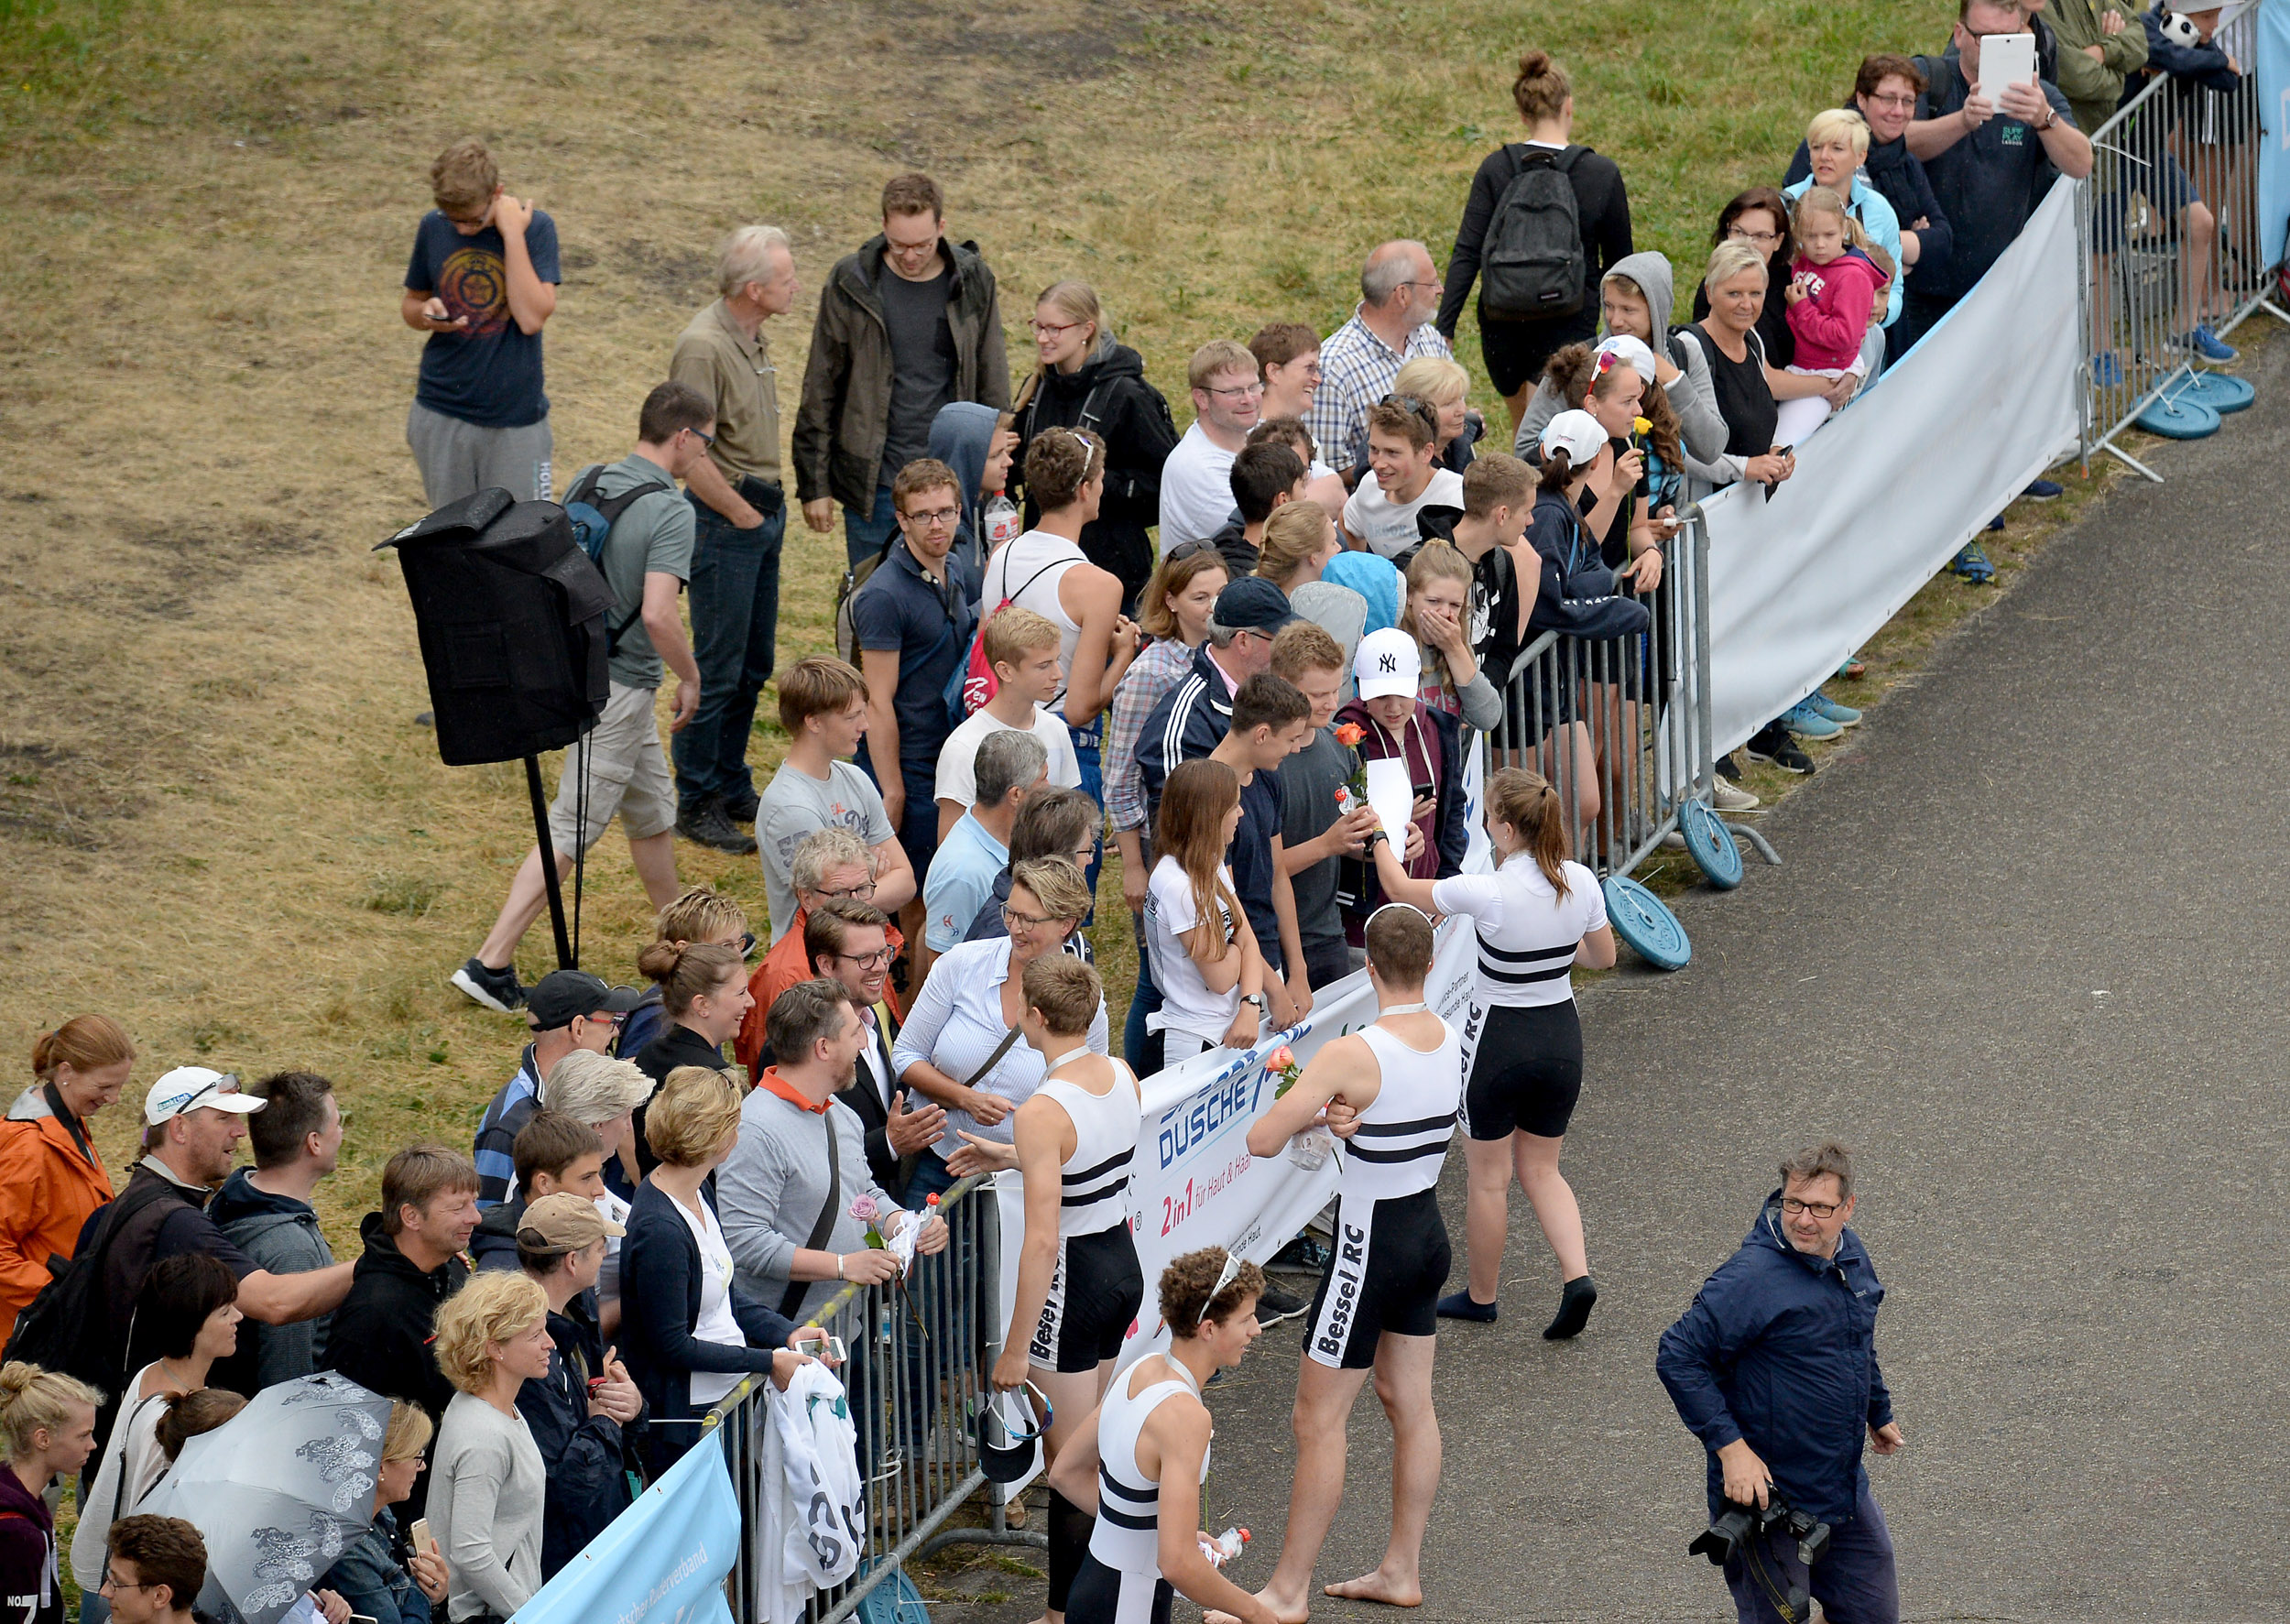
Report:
1183,338,2290,1622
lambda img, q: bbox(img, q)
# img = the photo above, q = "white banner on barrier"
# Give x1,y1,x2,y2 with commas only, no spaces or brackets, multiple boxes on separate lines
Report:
995,915,1479,1380
1702,182,2084,757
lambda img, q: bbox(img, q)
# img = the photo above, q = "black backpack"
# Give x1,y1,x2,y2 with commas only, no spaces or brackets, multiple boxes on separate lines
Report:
1480,146,1589,322
3,1175,182,1396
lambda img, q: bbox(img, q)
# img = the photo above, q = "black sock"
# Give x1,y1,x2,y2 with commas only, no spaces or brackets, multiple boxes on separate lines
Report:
1045,1488,1093,1611
1543,1274,1598,1340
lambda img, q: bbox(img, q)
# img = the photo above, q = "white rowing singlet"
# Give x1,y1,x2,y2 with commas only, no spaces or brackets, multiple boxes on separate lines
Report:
1339,1018,1463,1199
1088,1359,1209,1575
1036,1056,1141,1237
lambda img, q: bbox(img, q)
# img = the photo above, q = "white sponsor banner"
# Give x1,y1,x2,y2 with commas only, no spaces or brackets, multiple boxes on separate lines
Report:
1702,183,2083,757
994,912,1479,1375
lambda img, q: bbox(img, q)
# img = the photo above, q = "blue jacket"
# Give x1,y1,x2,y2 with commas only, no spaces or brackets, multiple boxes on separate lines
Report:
2130,9,2240,96
319,1507,430,1624
1134,644,1237,837
1783,123,1955,295
619,1179,798,1477
1655,1193,1892,1526
516,1298,638,1577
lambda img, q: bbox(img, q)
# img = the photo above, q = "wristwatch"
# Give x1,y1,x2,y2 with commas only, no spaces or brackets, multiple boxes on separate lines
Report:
1240,992,1267,1013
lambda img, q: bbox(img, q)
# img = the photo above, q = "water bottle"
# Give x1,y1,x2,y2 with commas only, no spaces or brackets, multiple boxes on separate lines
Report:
981,491,1021,550
1200,1526,1249,1567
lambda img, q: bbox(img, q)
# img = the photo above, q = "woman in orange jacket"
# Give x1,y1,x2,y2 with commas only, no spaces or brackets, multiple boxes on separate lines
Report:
0,1017,134,1340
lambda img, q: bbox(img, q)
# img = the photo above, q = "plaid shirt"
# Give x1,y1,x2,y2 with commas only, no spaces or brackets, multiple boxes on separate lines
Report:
1304,309,1455,473
1102,637,1199,834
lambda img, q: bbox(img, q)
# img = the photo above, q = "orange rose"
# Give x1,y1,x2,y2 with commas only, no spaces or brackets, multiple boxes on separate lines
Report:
1333,723,1365,747
1268,1045,1295,1070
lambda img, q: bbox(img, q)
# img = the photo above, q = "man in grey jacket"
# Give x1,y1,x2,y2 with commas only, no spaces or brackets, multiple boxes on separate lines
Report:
209,1070,342,1391
794,172,1011,567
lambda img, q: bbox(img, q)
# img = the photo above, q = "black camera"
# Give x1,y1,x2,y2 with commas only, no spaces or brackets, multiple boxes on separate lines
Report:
1689,1488,1830,1568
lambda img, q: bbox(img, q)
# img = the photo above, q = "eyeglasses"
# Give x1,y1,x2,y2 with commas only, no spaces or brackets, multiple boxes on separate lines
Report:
576,1010,626,1029
682,426,717,449
100,1574,155,1595
900,503,962,529
834,946,895,970
1728,225,1783,246
1201,380,1265,400
1864,93,1916,109
1399,278,1445,295
1030,319,1084,337
1779,1196,1843,1219
816,880,877,902
1164,538,1222,564
1071,844,1096,867
1001,905,1068,930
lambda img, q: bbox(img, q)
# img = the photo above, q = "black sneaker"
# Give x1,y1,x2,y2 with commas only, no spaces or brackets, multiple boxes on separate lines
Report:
678,798,758,855
1714,750,1743,783
721,787,760,824
451,957,526,1013
1744,725,1815,777
1253,1280,1311,1325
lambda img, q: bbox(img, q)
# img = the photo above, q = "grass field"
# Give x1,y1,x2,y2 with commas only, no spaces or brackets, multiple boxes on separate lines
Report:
4,0,2141,1244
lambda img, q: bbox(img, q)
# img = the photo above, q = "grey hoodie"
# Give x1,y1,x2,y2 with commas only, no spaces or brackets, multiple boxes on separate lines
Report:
209,1165,334,1388
1511,250,1730,477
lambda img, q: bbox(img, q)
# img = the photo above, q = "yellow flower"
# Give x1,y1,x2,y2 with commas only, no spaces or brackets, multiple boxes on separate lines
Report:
1632,416,1652,436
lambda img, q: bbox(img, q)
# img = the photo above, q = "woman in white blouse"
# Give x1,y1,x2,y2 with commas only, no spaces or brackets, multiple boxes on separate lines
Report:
897,858,1108,1202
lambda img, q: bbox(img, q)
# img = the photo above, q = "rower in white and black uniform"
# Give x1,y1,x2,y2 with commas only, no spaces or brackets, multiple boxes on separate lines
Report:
1371,764,1615,1337
992,956,1147,1624
1245,902,1460,1619
1045,1247,1280,1624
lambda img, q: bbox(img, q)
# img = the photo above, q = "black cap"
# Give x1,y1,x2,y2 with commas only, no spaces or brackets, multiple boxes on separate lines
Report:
526,970,644,1030
1210,575,1299,635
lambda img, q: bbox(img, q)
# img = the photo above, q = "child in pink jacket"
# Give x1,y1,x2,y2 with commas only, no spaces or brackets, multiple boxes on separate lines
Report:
1774,186,1892,446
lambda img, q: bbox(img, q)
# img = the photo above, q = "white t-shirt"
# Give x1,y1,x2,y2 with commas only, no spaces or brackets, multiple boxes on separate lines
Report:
594,1185,632,1304
1143,856,1240,1043
673,1193,746,1406
934,703,1083,805
1431,854,1608,1008
1343,467,1467,560
1158,422,1244,550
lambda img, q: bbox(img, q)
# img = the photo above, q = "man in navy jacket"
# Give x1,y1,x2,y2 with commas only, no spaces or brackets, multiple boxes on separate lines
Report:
1658,1142,1906,1624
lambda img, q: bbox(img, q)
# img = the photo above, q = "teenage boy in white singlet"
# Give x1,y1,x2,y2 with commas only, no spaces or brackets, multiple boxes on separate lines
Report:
1243,901,1460,1619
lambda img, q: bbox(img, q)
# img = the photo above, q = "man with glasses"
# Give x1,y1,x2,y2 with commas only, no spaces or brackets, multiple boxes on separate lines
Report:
452,383,713,1014
796,171,1011,568
1659,1142,1906,1624
1306,241,1455,477
1159,340,1269,550
472,971,642,1209
748,826,905,1034
670,224,802,851
1784,57,1957,316
798,899,944,1196
99,1516,208,1624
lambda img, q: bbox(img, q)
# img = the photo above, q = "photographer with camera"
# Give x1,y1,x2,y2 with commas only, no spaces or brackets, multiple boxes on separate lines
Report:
1657,1142,1905,1623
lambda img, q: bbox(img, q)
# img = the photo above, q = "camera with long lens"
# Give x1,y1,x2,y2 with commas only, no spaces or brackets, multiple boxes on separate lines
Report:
1688,1491,1831,1621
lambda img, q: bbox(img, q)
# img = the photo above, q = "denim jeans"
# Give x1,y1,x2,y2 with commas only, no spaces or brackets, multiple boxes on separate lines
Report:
858,745,940,885
1123,925,1164,1076
1070,721,1105,921
844,483,898,567
1725,1484,1897,1624
673,488,784,812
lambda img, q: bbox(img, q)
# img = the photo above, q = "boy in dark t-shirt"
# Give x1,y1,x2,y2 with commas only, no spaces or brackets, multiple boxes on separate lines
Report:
1206,673,1314,1024
400,137,562,507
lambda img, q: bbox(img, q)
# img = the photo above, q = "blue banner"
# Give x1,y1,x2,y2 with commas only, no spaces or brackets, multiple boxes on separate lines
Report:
2259,0,2290,268
511,1433,740,1624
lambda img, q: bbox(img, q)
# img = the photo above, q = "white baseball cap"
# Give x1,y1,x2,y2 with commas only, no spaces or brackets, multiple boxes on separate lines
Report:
1539,409,1609,471
143,1066,265,1128
1593,334,1659,384
1353,627,1422,702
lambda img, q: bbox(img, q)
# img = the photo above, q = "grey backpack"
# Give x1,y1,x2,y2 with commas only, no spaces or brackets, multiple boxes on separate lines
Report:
1480,145,1587,322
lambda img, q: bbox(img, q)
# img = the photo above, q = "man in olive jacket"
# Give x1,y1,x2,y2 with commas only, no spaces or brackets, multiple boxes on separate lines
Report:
794,171,1011,566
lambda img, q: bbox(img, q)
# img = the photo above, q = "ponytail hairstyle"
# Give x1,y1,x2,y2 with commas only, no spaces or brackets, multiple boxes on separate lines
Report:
1511,49,1571,124
633,939,745,1019
0,1362,102,1463
1485,767,1573,898
31,1015,133,1085
156,1389,246,1464
1154,758,1244,962
1021,426,1107,513
1544,343,1684,474
1792,186,1893,280
1011,279,1107,420
652,886,747,950
1538,445,1586,496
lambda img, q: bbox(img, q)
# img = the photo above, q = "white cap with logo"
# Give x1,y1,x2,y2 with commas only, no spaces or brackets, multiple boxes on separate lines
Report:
1353,627,1423,702
142,1067,265,1128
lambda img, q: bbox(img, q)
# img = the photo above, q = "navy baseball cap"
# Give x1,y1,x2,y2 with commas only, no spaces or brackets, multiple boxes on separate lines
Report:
1210,575,1299,635
526,970,644,1030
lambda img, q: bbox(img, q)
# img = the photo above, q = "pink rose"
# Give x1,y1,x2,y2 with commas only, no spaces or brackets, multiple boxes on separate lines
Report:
848,1194,880,1223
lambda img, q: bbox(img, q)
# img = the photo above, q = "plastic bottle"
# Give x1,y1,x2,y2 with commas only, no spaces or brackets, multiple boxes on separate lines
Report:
1200,1526,1249,1567
981,491,1022,550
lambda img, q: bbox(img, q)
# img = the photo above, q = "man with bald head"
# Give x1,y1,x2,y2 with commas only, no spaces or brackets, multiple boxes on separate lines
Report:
1304,240,1455,475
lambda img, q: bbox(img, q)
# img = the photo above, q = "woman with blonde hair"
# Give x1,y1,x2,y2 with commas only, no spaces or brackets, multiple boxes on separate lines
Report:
0,1018,131,1340
1140,761,1266,1062
1397,542,1501,730
1257,503,1369,678
1104,546,1229,915
1390,354,1481,474
1009,279,1179,608
428,1273,551,1624
322,1401,449,1624
1369,768,1615,1336
0,1362,102,1624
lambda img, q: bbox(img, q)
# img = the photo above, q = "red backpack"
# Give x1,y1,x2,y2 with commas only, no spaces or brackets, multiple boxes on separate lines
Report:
945,559,1061,726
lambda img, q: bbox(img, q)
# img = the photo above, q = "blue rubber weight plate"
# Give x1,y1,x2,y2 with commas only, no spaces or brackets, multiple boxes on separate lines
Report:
2180,372,2255,415
1679,800,1744,891
2136,394,2221,440
1602,876,1691,970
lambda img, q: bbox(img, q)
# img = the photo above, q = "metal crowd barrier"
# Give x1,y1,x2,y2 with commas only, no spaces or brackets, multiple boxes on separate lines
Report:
1488,517,1765,964
702,1173,1041,1624
2080,3,2288,477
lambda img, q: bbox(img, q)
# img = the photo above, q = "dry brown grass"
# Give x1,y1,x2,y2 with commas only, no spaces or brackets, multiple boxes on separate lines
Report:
4,0,2021,1242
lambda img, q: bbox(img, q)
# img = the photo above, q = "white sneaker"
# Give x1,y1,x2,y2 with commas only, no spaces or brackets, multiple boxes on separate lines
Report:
1711,779,1760,812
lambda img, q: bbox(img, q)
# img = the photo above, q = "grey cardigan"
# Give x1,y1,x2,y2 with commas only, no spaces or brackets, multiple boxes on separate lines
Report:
431,1391,545,1622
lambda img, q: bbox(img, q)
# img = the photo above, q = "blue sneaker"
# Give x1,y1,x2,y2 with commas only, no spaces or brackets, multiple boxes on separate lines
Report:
2177,325,2240,364
1952,542,1997,583
2093,352,2123,388
1803,692,1862,728
2021,478,2064,501
1779,700,1843,739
